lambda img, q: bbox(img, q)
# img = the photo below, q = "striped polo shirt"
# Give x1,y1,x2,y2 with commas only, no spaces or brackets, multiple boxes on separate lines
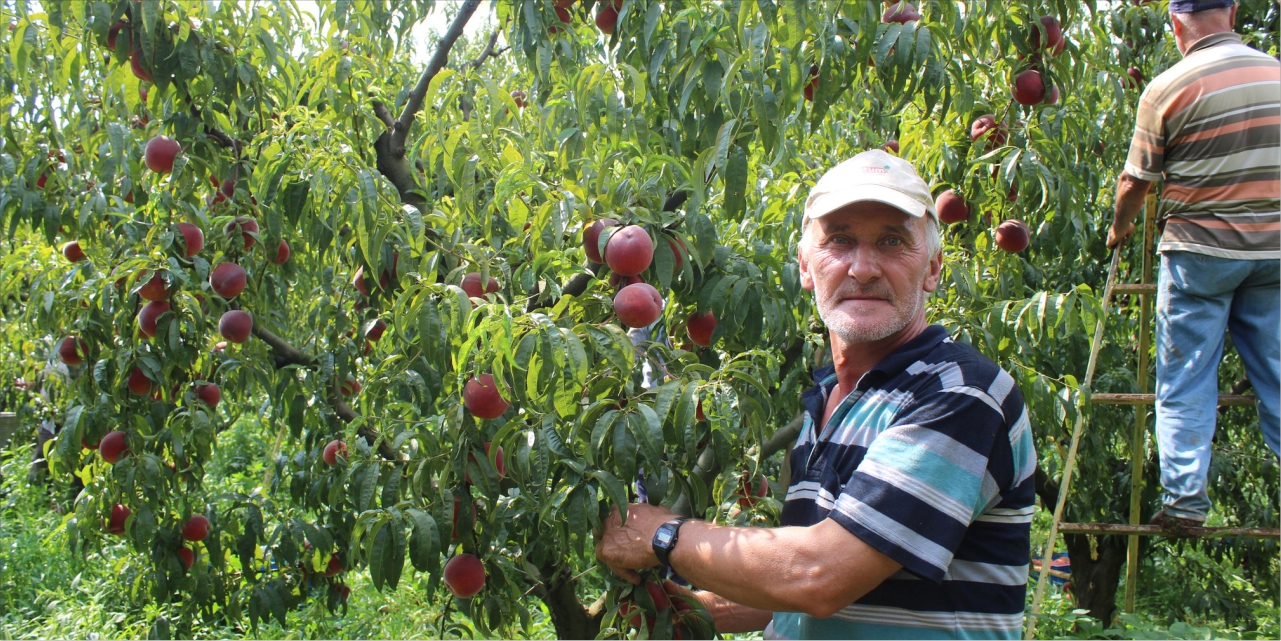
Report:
1124,32,1281,259
767,326,1035,640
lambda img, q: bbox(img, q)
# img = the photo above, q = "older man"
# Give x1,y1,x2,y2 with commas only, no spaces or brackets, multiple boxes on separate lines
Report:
595,150,1036,639
1106,0,1280,531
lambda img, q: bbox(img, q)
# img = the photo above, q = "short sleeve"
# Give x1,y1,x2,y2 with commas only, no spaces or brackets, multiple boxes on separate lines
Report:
826,387,1006,583
1125,88,1166,182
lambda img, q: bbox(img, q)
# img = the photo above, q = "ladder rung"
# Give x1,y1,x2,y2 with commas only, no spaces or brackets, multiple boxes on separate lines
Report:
1092,393,1256,406
1057,522,1280,538
1111,283,1157,295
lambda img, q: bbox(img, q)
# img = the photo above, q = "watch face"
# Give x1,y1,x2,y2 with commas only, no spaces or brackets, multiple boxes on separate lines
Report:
656,528,675,546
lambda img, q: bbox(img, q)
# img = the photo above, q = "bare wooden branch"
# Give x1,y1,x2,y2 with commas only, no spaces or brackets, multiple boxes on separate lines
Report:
393,0,482,148
465,30,507,72
249,323,398,460
1057,522,1280,538
251,324,315,368
372,100,395,129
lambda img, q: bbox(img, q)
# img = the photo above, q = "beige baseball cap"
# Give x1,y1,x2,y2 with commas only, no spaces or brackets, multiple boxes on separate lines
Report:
804,149,937,221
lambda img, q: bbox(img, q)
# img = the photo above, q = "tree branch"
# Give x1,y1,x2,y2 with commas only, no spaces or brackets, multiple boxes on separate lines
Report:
464,30,507,72
249,324,398,460
372,100,395,129
393,0,482,148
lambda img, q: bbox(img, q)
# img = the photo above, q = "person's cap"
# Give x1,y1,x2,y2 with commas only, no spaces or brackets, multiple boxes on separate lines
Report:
1169,0,1233,13
804,149,937,222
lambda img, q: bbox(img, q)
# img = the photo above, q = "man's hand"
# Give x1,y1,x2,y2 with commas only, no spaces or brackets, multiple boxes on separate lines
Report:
594,503,676,584
1107,219,1135,248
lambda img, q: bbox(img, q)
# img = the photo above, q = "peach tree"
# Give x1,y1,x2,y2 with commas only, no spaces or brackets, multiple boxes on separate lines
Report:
1,0,1276,638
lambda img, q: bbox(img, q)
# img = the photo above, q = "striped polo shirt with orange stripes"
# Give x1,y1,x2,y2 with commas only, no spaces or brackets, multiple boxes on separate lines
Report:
1125,31,1280,259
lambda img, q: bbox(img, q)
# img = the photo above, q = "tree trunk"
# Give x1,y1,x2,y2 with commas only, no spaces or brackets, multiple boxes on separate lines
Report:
1062,533,1127,624
1034,465,1128,625
537,564,602,640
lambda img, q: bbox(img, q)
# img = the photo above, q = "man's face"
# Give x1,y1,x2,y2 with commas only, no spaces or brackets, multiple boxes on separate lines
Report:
798,202,942,344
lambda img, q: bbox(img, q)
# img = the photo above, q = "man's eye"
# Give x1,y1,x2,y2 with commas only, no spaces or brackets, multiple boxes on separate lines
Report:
883,237,904,246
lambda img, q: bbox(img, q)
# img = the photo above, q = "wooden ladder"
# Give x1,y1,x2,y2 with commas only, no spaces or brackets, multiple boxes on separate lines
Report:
1024,195,1279,639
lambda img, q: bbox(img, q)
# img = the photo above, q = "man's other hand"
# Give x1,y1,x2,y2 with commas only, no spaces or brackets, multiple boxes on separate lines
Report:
594,503,675,584
1107,220,1136,248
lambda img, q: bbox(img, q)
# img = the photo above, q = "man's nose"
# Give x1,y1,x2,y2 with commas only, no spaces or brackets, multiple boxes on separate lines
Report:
846,246,882,283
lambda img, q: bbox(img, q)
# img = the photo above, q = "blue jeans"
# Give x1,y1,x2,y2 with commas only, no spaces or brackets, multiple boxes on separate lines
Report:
1154,251,1281,521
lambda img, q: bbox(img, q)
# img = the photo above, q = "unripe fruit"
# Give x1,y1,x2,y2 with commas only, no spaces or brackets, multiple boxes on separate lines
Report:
1030,16,1066,57
107,20,129,50
605,226,654,276
100,430,130,463
177,547,195,571
583,218,618,263
210,262,247,298
138,272,168,301
127,367,153,396
882,1,920,23
647,580,672,611
107,504,131,535
443,553,486,598
177,223,204,257
686,311,717,347
595,4,619,34
144,135,180,173
613,282,663,328
1013,70,1046,106
225,217,259,250
461,272,500,299
323,555,343,577
340,378,361,396
58,336,87,366
467,442,507,483
62,241,86,262
324,439,347,466
195,383,221,408
737,475,770,508
365,319,387,342
130,48,152,82
995,219,1031,253
608,273,643,289
218,310,253,343
970,114,1008,150
1126,67,1144,89
935,190,970,224
182,514,210,541
464,374,509,420
137,300,171,338
272,239,291,265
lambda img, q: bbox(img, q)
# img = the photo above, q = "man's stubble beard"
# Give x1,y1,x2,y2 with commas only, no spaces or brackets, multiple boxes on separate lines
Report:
814,282,923,344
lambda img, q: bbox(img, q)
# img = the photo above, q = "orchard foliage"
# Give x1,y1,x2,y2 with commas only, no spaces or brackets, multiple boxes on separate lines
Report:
0,0,1277,638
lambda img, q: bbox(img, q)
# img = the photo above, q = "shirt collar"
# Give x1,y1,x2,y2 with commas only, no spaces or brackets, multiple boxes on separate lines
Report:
1186,31,1242,55
806,325,950,390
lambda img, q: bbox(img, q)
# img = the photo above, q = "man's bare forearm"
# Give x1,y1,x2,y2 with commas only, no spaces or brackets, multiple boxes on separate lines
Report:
668,518,900,618
1114,172,1152,227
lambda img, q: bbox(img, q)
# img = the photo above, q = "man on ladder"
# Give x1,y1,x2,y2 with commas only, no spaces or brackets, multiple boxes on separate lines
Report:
1106,0,1280,532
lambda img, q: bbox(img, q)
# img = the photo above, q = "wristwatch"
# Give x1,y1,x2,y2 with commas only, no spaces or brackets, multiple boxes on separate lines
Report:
652,517,689,567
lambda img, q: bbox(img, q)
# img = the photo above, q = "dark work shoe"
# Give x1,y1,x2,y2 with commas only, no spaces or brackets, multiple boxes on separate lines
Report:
1150,509,1205,537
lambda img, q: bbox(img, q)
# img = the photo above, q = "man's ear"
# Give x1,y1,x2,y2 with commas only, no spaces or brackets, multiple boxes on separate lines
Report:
923,249,942,294
798,233,815,291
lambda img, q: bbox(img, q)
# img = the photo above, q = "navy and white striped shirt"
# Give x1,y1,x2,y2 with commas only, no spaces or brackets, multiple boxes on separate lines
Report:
768,326,1036,640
